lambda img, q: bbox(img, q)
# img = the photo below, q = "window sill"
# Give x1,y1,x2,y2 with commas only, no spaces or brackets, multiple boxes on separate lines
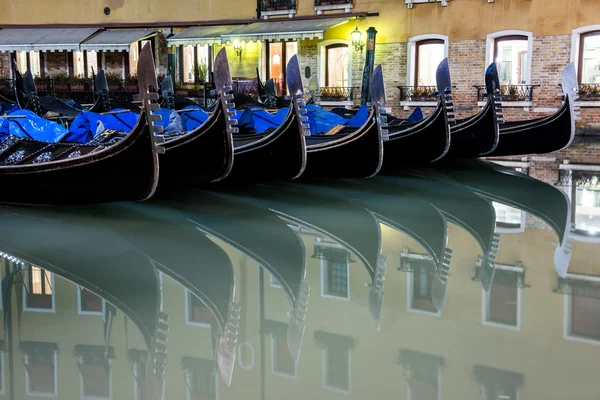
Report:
578,101,600,107
261,9,296,19
401,101,437,109
320,100,354,107
315,4,353,14
478,101,533,108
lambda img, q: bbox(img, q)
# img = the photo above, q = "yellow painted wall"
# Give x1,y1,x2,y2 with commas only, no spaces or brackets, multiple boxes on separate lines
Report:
2,0,600,43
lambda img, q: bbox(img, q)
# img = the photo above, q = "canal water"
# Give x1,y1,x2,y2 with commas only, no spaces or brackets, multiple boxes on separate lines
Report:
0,160,597,399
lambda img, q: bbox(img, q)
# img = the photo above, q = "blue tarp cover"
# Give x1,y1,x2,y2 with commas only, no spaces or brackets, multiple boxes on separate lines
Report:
179,106,210,132
65,108,138,143
1,109,69,142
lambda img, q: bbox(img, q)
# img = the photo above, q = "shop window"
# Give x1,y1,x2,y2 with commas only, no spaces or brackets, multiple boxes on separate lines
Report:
23,265,54,312
315,331,352,393
408,259,438,314
78,287,104,314
415,39,445,86
267,41,297,95
578,31,600,84
325,44,349,87
21,341,57,396
186,290,212,326
183,357,216,400
482,265,523,329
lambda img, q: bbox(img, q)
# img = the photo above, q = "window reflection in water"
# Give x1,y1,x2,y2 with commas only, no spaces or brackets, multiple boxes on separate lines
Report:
493,202,523,228
575,186,600,235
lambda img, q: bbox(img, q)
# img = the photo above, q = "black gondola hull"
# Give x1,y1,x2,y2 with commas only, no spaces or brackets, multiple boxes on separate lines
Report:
160,101,233,186
446,99,499,158
303,114,382,179
227,108,306,182
0,114,158,205
382,103,450,168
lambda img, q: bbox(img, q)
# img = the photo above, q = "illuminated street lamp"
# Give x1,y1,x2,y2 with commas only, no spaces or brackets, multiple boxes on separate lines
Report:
351,26,365,52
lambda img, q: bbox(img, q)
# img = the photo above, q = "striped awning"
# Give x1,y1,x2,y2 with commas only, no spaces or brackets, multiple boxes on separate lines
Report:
80,29,156,52
221,18,349,43
0,28,99,52
166,25,241,47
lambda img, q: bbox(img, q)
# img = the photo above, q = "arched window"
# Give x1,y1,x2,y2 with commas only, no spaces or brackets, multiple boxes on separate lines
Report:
414,39,445,86
406,34,448,94
578,31,600,84
486,31,532,86
494,35,529,85
325,43,349,87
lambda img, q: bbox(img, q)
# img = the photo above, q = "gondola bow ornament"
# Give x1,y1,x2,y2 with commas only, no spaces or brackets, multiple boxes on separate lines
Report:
370,64,388,142
287,54,311,137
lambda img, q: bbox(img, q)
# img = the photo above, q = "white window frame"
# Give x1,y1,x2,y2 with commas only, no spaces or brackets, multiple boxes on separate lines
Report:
481,262,523,331
403,34,448,109
406,365,442,400
317,39,354,106
315,0,353,14
270,336,297,379
571,25,600,106
320,257,351,301
322,347,351,394
557,162,600,243
563,272,600,345
80,357,112,400
406,255,442,317
484,30,533,107
184,288,211,328
479,381,520,400
24,350,58,398
185,364,214,400
77,286,106,316
22,267,56,313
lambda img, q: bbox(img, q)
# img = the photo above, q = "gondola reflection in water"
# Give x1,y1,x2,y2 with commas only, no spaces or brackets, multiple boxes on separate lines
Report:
0,164,597,398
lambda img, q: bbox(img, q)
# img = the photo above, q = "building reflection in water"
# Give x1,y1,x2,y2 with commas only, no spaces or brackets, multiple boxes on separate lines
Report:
0,161,597,399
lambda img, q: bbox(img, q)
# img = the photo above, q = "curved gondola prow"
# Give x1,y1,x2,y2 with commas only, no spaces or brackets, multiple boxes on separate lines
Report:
432,57,454,161
12,59,26,110
92,69,112,113
480,62,504,156
559,62,580,153
135,42,165,200
212,48,237,182
368,64,387,177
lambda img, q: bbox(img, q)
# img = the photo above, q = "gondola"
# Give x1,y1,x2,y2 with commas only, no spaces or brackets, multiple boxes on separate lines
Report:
154,47,234,185
90,201,239,386
486,63,579,156
300,178,452,312
443,62,503,158
0,44,162,205
0,206,168,399
436,159,574,277
225,55,307,182
380,58,452,167
163,189,310,364
14,66,91,119
298,65,387,179
233,183,387,326
375,171,500,292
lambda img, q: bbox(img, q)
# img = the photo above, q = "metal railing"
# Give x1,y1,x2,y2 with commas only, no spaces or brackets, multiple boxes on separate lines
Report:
260,0,296,11
319,86,358,102
578,83,600,101
398,85,439,102
474,84,539,102
314,0,352,5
